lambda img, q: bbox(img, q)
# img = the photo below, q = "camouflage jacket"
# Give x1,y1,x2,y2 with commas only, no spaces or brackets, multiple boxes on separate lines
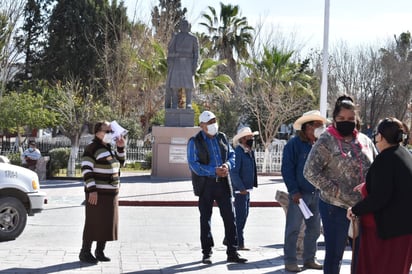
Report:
303,126,377,208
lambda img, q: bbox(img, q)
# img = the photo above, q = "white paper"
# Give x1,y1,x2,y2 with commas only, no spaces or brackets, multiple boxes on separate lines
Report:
110,120,128,140
298,198,313,219
235,189,253,194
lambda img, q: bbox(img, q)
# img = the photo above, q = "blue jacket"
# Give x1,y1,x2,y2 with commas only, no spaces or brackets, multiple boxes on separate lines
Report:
281,134,316,195
230,145,258,192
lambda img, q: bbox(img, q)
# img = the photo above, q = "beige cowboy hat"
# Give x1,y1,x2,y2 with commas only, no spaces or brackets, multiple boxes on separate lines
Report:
293,110,327,130
233,127,259,146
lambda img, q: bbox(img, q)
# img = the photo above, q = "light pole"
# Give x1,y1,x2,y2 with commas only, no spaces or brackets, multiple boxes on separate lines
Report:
320,0,330,118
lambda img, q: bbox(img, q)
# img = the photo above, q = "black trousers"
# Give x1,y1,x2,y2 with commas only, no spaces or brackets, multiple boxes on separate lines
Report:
198,177,237,255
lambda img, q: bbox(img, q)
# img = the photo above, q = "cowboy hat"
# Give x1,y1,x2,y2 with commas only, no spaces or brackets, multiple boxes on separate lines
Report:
233,127,259,146
293,110,327,130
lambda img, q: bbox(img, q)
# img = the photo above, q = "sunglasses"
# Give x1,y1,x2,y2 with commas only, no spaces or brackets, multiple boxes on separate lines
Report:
102,129,114,134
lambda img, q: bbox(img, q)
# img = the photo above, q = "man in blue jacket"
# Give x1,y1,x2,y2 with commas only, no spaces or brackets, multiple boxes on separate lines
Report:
187,111,247,264
282,110,326,272
230,127,259,251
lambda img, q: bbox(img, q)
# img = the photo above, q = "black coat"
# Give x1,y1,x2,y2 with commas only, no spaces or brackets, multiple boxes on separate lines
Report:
352,145,412,239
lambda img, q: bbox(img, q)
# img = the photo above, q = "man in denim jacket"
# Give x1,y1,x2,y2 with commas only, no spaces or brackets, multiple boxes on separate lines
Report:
230,127,259,250
282,110,326,272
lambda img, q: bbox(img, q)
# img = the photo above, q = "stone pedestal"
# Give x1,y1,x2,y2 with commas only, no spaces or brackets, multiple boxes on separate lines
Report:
151,126,200,179
165,109,195,127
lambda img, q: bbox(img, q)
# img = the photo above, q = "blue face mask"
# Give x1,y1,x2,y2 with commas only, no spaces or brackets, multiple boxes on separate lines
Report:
28,147,34,152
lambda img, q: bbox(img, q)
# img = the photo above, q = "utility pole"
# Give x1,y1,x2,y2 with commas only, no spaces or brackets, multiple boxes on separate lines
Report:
320,0,330,118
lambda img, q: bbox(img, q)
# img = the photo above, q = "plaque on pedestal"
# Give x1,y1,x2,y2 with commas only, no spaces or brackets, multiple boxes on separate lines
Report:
151,126,200,179
165,109,195,127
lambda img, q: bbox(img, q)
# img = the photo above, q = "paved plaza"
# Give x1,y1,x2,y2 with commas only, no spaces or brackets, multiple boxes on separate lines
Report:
0,173,362,273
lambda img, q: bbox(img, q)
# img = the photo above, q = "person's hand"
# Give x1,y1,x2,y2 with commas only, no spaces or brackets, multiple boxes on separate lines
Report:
88,192,98,205
347,207,355,220
116,136,125,148
215,164,229,178
292,193,302,204
239,190,248,195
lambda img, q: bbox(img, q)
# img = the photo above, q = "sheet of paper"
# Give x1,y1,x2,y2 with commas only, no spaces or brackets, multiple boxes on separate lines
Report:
111,120,128,140
298,198,313,219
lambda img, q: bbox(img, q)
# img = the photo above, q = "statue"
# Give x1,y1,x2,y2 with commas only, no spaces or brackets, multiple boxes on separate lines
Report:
165,19,199,109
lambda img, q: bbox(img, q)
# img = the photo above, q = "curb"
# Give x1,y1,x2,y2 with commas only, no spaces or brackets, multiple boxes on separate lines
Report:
119,200,281,207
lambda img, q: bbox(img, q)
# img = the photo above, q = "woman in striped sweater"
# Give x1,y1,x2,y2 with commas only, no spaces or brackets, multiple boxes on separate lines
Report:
79,121,126,264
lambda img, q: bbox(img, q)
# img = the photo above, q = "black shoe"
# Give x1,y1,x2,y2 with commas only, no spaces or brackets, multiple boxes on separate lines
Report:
95,251,111,262
202,255,212,264
227,252,247,263
79,251,98,264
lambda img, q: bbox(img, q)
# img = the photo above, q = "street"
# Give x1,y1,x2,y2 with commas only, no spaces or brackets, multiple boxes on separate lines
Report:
0,175,356,273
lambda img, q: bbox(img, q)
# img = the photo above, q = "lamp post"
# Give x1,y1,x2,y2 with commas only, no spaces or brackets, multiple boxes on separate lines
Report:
320,0,330,118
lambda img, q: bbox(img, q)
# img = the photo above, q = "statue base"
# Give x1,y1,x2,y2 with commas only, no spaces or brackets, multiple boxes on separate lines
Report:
151,126,200,179
165,109,195,127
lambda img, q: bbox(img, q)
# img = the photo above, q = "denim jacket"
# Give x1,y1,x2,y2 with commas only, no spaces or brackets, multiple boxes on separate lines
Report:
281,134,316,195
230,144,258,192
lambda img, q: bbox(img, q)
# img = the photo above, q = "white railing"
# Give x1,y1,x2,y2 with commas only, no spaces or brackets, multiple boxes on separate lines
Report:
0,138,285,173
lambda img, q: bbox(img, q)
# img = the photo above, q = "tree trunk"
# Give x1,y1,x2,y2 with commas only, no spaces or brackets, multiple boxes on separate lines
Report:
261,146,270,173
67,135,80,177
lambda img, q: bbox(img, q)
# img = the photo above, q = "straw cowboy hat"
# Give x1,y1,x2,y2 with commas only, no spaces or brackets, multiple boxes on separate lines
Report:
293,110,327,130
233,127,259,146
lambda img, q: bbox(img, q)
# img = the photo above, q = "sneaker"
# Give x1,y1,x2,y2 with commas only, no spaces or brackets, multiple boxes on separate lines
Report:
285,264,303,272
227,252,247,263
79,251,98,264
95,251,111,262
304,261,323,270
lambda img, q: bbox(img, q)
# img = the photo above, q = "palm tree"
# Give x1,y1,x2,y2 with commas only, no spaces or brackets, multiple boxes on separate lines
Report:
243,47,316,172
200,2,254,88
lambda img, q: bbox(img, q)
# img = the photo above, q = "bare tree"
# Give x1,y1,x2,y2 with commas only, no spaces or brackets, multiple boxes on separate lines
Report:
47,79,111,177
0,0,25,96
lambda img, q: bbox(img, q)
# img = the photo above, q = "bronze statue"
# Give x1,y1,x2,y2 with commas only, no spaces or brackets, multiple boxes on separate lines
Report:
165,19,199,109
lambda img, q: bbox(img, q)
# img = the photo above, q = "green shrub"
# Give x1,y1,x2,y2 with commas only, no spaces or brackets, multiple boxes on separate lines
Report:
142,152,152,170
6,153,23,166
48,147,70,176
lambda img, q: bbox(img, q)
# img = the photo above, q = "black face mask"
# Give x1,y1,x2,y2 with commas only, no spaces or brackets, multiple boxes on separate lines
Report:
335,121,356,136
246,139,254,147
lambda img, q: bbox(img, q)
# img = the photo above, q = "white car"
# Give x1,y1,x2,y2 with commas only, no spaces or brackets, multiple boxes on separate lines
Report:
0,156,47,241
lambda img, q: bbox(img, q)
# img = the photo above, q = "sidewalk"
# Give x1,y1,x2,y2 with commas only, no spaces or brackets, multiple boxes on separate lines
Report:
0,172,357,273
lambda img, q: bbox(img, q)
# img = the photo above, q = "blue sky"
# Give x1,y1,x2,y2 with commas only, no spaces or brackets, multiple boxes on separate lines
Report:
125,0,412,50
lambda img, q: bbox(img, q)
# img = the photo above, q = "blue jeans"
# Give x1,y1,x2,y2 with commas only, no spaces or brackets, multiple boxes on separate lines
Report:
319,200,350,274
234,192,250,247
198,178,237,256
284,191,321,265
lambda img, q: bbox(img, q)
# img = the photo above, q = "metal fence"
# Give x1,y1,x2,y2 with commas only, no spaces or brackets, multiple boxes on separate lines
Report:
0,137,285,173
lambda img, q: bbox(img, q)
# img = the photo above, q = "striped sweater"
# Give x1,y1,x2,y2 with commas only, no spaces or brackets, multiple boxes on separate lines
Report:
81,138,126,193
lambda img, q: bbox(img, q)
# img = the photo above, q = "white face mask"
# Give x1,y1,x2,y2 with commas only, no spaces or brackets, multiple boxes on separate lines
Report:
206,123,218,136
314,125,326,139
102,133,113,144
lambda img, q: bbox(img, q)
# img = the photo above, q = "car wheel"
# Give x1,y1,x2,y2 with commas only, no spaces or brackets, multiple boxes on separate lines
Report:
0,197,27,241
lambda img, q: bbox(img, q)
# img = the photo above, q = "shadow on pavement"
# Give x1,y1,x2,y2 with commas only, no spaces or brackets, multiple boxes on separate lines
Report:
123,256,286,274
2,261,92,274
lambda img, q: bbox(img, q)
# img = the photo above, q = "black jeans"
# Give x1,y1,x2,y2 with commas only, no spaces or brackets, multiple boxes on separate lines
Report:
198,177,237,256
